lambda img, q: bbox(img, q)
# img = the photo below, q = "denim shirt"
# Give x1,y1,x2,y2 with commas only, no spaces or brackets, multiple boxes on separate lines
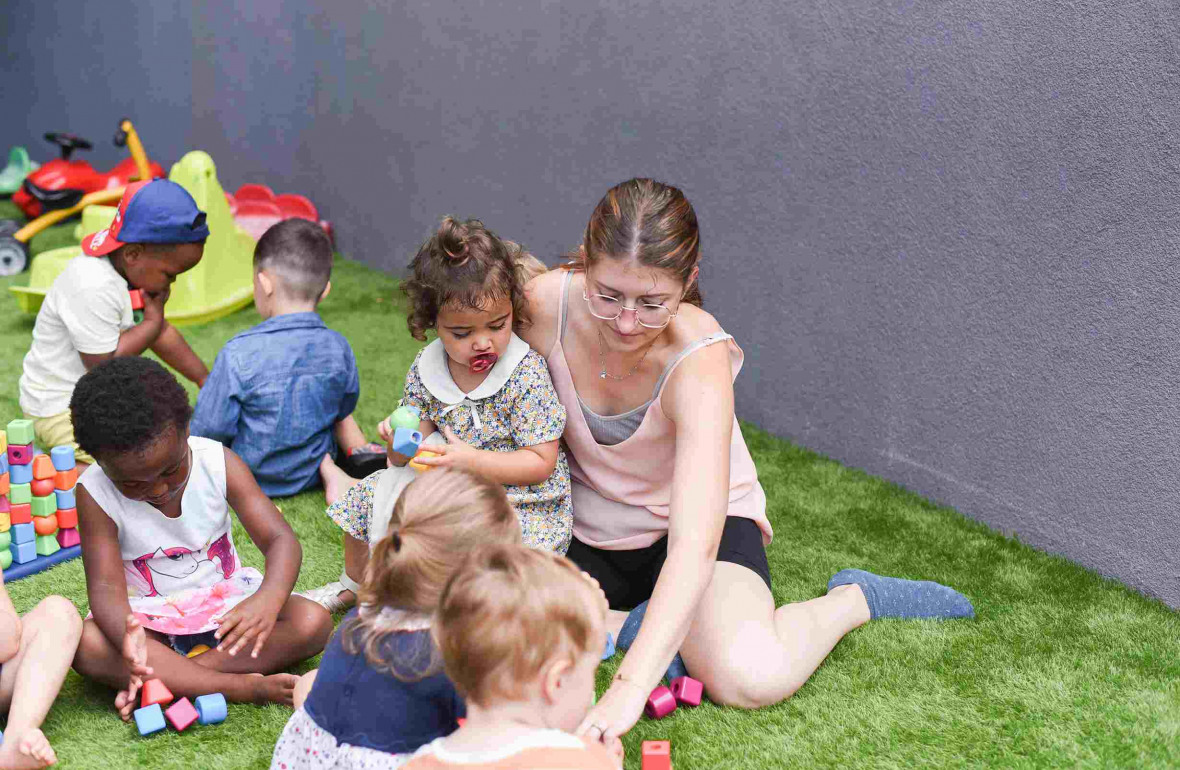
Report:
191,312,359,497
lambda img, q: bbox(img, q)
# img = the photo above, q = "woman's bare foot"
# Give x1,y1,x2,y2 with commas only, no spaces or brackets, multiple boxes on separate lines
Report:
251,673,300,707
0,728,57,769
319,454,360,506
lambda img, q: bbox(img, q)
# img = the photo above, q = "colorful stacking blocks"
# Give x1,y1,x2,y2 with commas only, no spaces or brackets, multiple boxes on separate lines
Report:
1,431,81,581
165,698,200,732
642,740,672,770
409,449,440,472
669,676,703,707
141,679,174,709
133,704,166,736
645,686,677,719
194,693,228,725
129,288,145,324
392,427,423,457
388,404,421,432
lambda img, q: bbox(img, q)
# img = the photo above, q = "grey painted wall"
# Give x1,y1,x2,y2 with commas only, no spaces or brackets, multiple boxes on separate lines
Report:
4,1,1178,607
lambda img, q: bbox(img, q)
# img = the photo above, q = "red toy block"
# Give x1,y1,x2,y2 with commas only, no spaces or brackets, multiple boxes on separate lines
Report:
165,697,199,732
55,468,78,491
642,740,672,770
0,473,7,495
129,289,145,310
57,528,81,548
31,455,55,480
9,503,31,525
33,514,57,536
645,686,677,719
56,507,77,529
141,678,174,709
30,478,54,497
669,676,702,707
7,444,32,465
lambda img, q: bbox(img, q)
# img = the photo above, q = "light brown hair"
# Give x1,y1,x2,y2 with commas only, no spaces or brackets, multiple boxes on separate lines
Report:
434,544,604,707
577,177,703,306
403,217,534,340
340,469,521,679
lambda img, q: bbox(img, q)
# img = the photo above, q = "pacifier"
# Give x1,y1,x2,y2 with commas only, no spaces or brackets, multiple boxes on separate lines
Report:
470,352,498,373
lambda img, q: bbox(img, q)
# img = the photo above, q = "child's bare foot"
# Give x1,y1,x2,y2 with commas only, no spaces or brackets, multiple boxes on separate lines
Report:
114,688,138,722
251,673,300,707
0,728,57,769
319,454,353,506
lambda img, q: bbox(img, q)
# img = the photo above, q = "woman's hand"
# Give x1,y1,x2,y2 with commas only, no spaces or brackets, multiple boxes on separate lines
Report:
576,677,649,746
214,591,284,658
413,426,480,472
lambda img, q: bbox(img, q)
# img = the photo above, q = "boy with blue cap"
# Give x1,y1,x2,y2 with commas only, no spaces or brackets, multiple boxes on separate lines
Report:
19,179,210,467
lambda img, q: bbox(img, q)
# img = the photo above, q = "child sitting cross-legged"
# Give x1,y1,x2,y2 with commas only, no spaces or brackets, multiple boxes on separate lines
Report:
69,357,334,715
271,468,523,769
403,544,622,770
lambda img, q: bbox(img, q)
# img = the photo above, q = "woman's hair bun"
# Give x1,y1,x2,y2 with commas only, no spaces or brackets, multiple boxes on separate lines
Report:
438,217,469,262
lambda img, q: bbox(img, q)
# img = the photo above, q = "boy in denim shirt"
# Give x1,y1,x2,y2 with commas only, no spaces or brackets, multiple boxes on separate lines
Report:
191,219,382,496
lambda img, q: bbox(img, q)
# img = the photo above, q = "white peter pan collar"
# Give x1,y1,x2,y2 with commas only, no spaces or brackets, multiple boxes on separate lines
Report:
418,333,531,429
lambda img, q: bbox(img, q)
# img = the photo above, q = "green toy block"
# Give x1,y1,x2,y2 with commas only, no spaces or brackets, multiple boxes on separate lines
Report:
0,530,9,550
8,483,30,505
389,405,422,432
30,496,56,518
5,420,34,446
35,534,60,557
0,548,10,570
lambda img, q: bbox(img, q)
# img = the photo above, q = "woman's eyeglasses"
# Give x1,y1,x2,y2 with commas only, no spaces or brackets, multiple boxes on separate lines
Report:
583,292,676,329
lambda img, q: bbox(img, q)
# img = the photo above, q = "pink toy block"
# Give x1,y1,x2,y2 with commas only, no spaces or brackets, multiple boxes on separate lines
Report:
165,697,199,732
7,444,32,465
644,686,677,719
669,676,702,707
642,740,672,770
57,528,80,548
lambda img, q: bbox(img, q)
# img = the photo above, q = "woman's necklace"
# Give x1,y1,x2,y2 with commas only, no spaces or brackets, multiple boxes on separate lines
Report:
597,327,656,380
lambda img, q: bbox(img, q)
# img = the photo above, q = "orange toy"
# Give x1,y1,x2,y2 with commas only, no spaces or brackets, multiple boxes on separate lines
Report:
55,468,78,491
31,454,55,480
56,507,77,529
33,514,57,536
141,679,174,709
409,449,441,472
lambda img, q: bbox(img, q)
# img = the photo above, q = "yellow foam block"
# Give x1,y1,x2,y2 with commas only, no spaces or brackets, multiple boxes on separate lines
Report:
409,450,441,472
0,512,9,532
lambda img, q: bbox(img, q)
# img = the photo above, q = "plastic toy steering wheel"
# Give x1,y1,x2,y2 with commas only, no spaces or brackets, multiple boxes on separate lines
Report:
44,132,94,161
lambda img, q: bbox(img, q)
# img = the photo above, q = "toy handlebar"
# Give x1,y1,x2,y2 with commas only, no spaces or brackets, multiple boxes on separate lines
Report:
114,119,152,183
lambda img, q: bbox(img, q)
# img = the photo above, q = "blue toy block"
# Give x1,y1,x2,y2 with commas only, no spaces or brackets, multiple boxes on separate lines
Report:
10,540,36,564
0,454,8,474
9,463,31,485
134,703,166,736
10,522,34,544
50,446,76,471
55,487,76,509
392,427,423,457
194,693,227,725
602,632,616,661
1,544,80,582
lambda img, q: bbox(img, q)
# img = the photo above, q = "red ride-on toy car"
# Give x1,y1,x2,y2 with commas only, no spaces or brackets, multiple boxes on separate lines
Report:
225,183,334,245
12,130,165,219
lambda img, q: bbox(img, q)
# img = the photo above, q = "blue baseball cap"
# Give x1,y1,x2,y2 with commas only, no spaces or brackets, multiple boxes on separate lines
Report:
82,179,209,256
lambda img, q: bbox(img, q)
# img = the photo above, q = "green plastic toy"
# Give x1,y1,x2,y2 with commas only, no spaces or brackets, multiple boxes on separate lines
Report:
0,147,39,197
9,151,256,326
388,405,421,431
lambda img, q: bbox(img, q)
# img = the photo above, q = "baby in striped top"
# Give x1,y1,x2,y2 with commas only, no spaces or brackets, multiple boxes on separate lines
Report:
403,544,622,770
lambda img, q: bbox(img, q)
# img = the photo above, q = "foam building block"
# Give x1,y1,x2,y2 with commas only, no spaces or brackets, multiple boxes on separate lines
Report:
31,455,54,480
10,522,34,544
409,449,440,472
56,528,80,548
165,698,199,732
9,463,31,484
5,420,33,446
194,693,227,725
35,534,60,557
56,507,77,529
7,445,33,467
642,741,672,770
0,549,10,570
388,405,421,431
31,496,55,518
55,487,76,509
9,504,30,525
0,514,7,534
54,468,77,491
30,478,53,497
141,679,174,709
602,632,616,661
0,429,6,454
0,452,7,473
0,473,7,495
11,540,36,564
0,530,9,549
133,704,166,736
9,483,30,505
391,427,423,456
645,686,677,719
50,446,76,472
0,495,8,513
669,676,703,707
33,515,57,536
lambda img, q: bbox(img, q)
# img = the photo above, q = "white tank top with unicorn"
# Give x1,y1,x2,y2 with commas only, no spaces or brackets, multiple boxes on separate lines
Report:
78,436,264,635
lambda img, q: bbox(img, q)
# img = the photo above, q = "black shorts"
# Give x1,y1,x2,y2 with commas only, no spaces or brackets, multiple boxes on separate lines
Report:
565,517,772,610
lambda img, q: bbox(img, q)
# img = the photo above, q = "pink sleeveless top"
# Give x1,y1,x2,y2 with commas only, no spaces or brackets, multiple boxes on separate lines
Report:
546,271,773,550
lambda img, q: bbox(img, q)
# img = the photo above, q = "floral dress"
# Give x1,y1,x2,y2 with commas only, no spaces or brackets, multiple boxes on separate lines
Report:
328,334,572,553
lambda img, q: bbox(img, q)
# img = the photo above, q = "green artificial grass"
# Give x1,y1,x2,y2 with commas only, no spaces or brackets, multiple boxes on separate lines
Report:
1,200,1177,768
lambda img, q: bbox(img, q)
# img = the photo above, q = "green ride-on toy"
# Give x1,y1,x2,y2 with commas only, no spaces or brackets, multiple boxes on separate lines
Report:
0,147,39,197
